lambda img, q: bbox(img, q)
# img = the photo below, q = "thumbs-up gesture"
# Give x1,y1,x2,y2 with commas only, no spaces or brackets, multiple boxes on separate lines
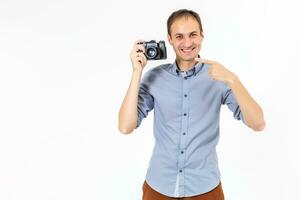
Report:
195,57,238,86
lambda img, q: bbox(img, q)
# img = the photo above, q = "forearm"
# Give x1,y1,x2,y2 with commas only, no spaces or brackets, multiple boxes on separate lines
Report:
228,77,266,131
118,69,143,134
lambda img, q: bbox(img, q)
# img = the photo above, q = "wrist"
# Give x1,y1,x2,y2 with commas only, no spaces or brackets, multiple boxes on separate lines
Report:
133,68,143,74
132,68,143,78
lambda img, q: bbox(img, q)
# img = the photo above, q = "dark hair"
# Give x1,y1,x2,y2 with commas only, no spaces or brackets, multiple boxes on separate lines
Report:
167,9,203,35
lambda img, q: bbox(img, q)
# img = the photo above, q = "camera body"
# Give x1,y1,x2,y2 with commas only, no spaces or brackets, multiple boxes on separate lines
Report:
144,40,167,60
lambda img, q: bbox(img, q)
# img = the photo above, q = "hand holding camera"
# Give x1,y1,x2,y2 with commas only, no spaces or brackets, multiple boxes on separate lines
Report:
130,39,167,72
130,39,147,72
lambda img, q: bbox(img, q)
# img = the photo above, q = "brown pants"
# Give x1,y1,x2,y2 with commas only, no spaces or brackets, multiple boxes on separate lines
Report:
142,181,225,200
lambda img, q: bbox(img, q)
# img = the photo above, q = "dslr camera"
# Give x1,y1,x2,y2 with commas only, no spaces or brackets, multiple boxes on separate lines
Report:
140,40,167,60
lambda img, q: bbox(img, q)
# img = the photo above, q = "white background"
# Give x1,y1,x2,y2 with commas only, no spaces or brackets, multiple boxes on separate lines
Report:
0,0,299,199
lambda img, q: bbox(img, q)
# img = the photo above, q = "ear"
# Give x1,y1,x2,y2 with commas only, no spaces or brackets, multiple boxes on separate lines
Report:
167,34,173,46
200,31,204,39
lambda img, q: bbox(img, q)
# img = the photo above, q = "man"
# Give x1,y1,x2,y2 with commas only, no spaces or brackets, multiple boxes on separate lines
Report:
118,9,265,200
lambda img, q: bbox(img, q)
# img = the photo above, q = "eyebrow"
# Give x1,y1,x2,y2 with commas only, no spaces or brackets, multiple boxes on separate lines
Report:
175,31,198,36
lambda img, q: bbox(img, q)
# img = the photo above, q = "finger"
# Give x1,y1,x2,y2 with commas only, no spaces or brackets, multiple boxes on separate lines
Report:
138,55,147,66
140,53,147,65
208,65,215,73
194,57,201,62
135,39,145,45
208,69,218,79
136,53,143,62
135,44,146,53
136,52,145,58
200,58,215,64
137,52,147,65
208,73,216,80
137,56,143,64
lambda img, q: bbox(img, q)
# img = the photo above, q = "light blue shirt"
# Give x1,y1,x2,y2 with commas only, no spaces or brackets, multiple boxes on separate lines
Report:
135,60,245,197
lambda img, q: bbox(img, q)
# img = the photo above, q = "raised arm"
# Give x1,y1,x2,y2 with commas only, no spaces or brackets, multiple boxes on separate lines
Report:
118,40,147,134
196,57,266,131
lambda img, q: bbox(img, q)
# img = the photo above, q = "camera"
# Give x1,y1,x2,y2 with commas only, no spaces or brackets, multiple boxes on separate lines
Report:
143,40,167,60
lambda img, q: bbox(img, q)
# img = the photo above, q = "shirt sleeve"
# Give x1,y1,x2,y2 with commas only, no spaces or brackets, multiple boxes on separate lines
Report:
135,75,154,129
221,84,246,124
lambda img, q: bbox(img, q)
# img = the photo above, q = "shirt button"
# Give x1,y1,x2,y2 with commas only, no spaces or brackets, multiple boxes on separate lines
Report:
184,77,187,80
184,94,187,97
179,169,183,173
183,132,186,135
184,113,187,116
181,151,184,154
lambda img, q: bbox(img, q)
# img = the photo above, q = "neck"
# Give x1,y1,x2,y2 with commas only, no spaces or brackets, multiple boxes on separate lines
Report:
176,59,198,72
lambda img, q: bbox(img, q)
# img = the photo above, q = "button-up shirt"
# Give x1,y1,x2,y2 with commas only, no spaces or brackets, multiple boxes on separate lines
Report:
135,60,245,197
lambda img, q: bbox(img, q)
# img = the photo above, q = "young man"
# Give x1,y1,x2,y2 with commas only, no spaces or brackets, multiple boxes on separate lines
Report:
118,9,265,200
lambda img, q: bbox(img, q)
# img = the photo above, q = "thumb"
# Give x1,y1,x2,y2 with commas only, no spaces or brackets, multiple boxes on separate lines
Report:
194,57,201,62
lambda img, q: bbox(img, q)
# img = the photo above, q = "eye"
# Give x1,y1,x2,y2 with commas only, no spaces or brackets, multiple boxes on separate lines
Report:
176,35,182,39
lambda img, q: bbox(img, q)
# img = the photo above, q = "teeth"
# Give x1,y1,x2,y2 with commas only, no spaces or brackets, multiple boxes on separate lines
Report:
181,47,195,52
182,49,193,52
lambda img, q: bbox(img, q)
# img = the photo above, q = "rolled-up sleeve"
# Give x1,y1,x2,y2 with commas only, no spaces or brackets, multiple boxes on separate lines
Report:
221,84,245,124
135,75,154,129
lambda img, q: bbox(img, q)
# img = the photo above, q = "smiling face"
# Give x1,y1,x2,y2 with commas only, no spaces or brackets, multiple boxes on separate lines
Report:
167,16,204,65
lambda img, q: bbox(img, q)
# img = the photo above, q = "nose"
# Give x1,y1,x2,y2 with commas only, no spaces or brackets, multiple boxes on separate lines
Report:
183,38,193,48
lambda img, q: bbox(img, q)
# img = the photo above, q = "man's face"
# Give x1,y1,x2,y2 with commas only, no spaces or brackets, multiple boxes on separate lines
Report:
168,16,204,62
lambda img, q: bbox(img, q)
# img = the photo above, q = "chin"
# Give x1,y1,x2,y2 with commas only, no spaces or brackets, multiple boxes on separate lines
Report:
178,54,197,61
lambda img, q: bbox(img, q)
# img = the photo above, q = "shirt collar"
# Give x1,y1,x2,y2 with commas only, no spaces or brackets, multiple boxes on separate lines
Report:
170,55,204,77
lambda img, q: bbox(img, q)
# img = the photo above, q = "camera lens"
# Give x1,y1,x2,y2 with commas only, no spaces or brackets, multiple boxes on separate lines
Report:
146,47,157,59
